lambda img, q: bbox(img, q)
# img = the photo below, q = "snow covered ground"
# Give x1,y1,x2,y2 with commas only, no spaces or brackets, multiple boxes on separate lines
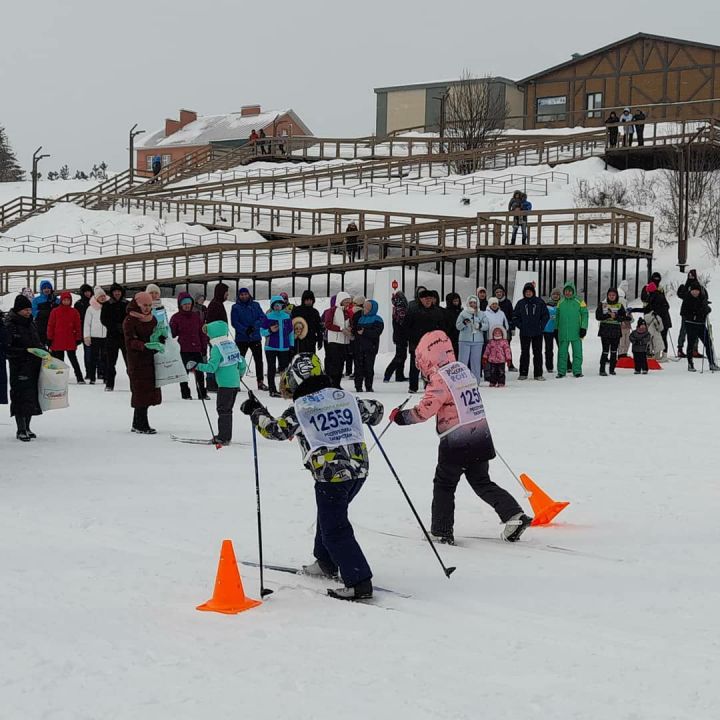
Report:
1,290,719,719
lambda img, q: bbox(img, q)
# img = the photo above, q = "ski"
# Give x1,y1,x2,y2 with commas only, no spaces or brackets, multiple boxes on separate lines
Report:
362,526,624,563
171,435,249,447
239,560,410,598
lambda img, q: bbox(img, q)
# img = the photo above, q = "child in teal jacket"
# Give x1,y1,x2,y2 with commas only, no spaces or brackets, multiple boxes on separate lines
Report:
192,321,247,444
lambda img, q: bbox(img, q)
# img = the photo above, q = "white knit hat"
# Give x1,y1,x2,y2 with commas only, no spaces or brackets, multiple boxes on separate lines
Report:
145,283,161,295
94,286,106,298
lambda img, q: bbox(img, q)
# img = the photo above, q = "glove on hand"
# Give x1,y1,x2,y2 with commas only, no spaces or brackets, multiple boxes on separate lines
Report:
390,407,409,426
186,361,197,371
579,328,587,339
240,393,263,416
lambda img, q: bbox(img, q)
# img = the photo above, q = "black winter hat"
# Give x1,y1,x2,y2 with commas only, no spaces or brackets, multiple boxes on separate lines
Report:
637,318,646,327
688,281,702,292
650,272,662,284
13,294,32,312
301,290,315,303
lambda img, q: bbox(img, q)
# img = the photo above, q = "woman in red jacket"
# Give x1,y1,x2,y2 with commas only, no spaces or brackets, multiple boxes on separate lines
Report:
47,291,85,383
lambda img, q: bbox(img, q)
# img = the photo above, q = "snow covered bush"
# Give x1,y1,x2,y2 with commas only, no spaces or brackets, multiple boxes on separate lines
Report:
573,177,629,208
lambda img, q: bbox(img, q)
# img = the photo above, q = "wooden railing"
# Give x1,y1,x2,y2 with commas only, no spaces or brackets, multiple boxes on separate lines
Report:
0,208,653,294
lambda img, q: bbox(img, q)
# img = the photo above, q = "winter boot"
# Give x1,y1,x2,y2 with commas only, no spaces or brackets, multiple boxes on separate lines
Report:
677,347,686,358
432,532,455,546
180,382,192,400
327,579,373,601
302,560,339,580
15,416,30,442
269,389,281,398
25,417,37,439
688,360,697,373
609,352,617,375
257,381,269,392
599,353,608,376
502,513,533,542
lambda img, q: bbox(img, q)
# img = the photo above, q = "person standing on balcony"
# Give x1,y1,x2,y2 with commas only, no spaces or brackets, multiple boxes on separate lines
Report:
151,155,162,181
619,108,634,147
249,129,259,155
345,221,360,262
633,109,647,146
605,111,620,148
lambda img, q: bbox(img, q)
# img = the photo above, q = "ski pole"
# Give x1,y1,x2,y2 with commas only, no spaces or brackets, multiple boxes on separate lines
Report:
668,329,677,359
367,424,456,579
494,450,531,498
251,421,273,599
368,397,410,453
191,367,222,450
702,321,707,374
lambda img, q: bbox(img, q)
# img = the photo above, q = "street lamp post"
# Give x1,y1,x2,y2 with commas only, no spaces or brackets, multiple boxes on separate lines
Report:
129,124,145,184
31,146,50,210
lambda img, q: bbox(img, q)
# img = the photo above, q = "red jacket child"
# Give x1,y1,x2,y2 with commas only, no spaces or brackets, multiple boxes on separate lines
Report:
47,292,82,352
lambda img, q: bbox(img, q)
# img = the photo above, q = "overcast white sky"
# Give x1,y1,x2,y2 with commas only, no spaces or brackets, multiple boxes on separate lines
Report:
3,0,720,174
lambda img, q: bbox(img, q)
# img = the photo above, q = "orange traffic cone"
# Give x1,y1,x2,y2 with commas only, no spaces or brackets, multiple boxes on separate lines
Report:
197,539,262,614
520,473,570,526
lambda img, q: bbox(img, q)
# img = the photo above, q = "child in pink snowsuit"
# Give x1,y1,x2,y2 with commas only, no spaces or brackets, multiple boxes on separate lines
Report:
389,330,530,545
483,326,512,387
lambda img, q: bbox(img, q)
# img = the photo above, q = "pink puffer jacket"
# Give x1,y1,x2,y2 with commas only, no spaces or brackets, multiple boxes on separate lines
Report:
483,338,512,365
400,330,461,436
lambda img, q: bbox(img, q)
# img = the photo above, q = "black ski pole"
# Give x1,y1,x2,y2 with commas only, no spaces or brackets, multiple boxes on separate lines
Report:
192,368,221,450
251,420,273,598
367,424,456,579
368,397,410,454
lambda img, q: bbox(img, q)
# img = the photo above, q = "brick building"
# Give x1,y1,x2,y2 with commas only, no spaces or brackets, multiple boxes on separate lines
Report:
136,106,312,171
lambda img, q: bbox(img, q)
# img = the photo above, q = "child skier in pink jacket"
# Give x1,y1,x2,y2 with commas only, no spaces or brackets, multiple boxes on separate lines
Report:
389,330,531,544
483,326,513,387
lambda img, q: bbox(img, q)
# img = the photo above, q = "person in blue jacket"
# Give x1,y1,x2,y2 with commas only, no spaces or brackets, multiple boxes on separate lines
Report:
510,192,532,245
543,287,561,373
231,288,268,391
261,295,294,397
512,282,549,380
31,280,59,347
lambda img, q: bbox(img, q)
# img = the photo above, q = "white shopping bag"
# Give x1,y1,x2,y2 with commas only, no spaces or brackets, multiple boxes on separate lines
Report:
154,337,188,388
38,358,70,411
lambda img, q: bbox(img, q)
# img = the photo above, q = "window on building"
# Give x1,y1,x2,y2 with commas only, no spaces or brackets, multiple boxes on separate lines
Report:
162,154,172,167
146,156,154,171
536,95,567,123
586,92,603,119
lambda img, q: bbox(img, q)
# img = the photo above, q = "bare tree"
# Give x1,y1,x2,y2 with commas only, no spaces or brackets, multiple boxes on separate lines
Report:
443,70,509,174
657,148,720,239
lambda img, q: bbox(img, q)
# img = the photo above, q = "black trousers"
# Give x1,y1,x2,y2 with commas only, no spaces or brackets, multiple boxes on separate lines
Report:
180,351,205,398
408,345,420,391
105,339,126,390
543,332,555,372
354,347,377,391
236,340,264,383
86,338,106,383
600,337,620,370
51,349,83,381
519,335,544,377
384,339,408,380
431,447,522,536
216,387,238,442
636,127,645,146
344,344,353,375
265,350,291,392
633,352,648,372
324,342,346,388
485,362,506,386
686,323,716,365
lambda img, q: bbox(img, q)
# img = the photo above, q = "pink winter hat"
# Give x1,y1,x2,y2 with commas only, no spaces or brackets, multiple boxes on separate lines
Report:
645,282,657,293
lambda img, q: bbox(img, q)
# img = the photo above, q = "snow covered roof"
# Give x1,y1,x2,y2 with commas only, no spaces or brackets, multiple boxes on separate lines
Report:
137,109,312,149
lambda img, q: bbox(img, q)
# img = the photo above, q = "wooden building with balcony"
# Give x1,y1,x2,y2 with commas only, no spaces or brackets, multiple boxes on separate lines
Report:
519,33,720,129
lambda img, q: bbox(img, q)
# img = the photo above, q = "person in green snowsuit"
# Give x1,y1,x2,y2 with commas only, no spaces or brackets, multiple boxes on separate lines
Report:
555,281,589,378
191,321,247,444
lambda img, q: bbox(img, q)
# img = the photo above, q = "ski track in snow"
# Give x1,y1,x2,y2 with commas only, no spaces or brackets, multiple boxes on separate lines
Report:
1,330,719,719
